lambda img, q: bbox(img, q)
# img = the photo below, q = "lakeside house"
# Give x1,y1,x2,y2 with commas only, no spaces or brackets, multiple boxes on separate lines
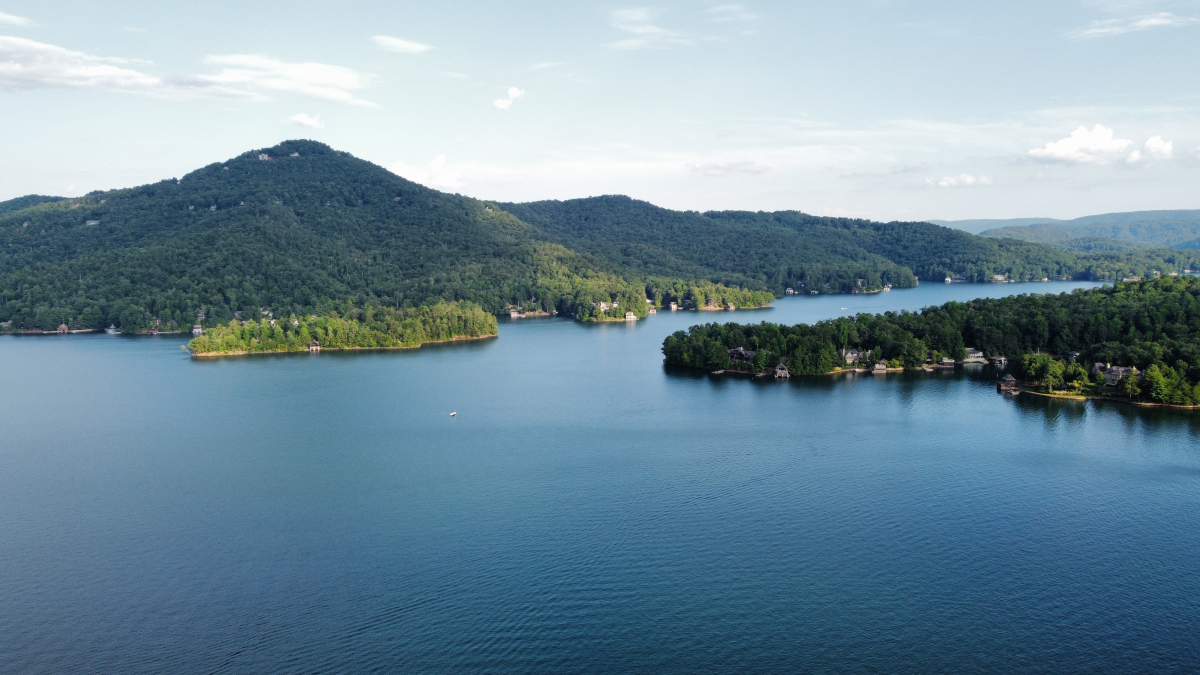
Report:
774,364,790,378
669,302,679,311
872,361,888,374
785,288,795,295
192,325,203,336
625,311,636,321
308,340,321,353
964,348,986,363
989,355,1008,368
1093,362,1138,385
841,348,861,366
728,347,756,365
939,357,956,368
57,323,69,334
998,374,1018,393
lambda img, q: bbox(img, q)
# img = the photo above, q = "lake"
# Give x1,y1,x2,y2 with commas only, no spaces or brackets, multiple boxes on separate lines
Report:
3,281,1199,673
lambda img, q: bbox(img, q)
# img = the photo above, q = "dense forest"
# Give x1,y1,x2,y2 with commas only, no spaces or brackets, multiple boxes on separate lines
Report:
506,197,1198,292
187,301,496,355
662,277,1200,405
2,140,1194,334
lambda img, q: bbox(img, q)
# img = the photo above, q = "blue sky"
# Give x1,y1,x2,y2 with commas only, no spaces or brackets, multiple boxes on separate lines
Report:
1,0,1197,220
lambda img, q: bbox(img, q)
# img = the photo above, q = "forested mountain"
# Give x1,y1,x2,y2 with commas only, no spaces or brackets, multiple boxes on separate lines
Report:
2,140,1196,333
510,197,1198,289
974,210,1200,249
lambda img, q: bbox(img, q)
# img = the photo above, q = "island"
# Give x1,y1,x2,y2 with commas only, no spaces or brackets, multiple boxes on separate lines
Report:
187,302,497,357
662,276,1200,408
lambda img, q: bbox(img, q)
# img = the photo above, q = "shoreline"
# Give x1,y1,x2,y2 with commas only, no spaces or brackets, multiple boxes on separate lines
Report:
189,333,497,358
1015,387,1200,410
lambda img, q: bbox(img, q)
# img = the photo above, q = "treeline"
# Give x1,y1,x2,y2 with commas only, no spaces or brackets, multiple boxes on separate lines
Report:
663,277,1200,400
187,301,496,355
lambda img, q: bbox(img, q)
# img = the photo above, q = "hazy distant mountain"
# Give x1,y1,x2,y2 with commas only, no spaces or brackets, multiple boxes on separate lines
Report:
934,210,1200,248
928,218,1062,234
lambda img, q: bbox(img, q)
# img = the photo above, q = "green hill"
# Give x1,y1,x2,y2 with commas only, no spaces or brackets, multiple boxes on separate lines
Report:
2,140,1196,333
0,195,66,217
508,198,1198,289
973,210,1200,248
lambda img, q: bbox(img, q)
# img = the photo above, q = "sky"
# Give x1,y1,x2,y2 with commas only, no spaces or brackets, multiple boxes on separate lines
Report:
1,0,1198,221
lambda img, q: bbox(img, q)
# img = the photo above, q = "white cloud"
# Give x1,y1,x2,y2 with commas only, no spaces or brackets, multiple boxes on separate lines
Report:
390,155,463,189
707,4,758,22
493,86,524,110
0,11,30,25
0,37,375,106
925,174,992,187
1028,124,1132,163
288,113,323,128
1069,12,1198,38
1126,135,1173,163
0,36,180,93
609,8,693,49
371,35,431,53
692,160,770,176
1029,124,1174,165
199,54,376,107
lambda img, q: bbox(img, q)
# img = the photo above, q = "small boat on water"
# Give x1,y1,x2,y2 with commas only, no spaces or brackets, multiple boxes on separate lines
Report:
450,411,457,417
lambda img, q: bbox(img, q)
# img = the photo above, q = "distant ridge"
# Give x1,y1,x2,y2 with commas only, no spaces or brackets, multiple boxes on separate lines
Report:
933,210,1200,248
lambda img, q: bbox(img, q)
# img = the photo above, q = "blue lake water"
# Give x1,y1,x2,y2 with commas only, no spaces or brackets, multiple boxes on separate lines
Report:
3,281,1200,673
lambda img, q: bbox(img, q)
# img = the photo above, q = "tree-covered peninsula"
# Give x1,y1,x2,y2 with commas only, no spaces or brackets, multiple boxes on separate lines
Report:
187,301,496,356
663,277,1200,405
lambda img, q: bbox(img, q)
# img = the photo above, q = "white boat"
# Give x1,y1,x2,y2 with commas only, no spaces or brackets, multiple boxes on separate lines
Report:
450,411,457,417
